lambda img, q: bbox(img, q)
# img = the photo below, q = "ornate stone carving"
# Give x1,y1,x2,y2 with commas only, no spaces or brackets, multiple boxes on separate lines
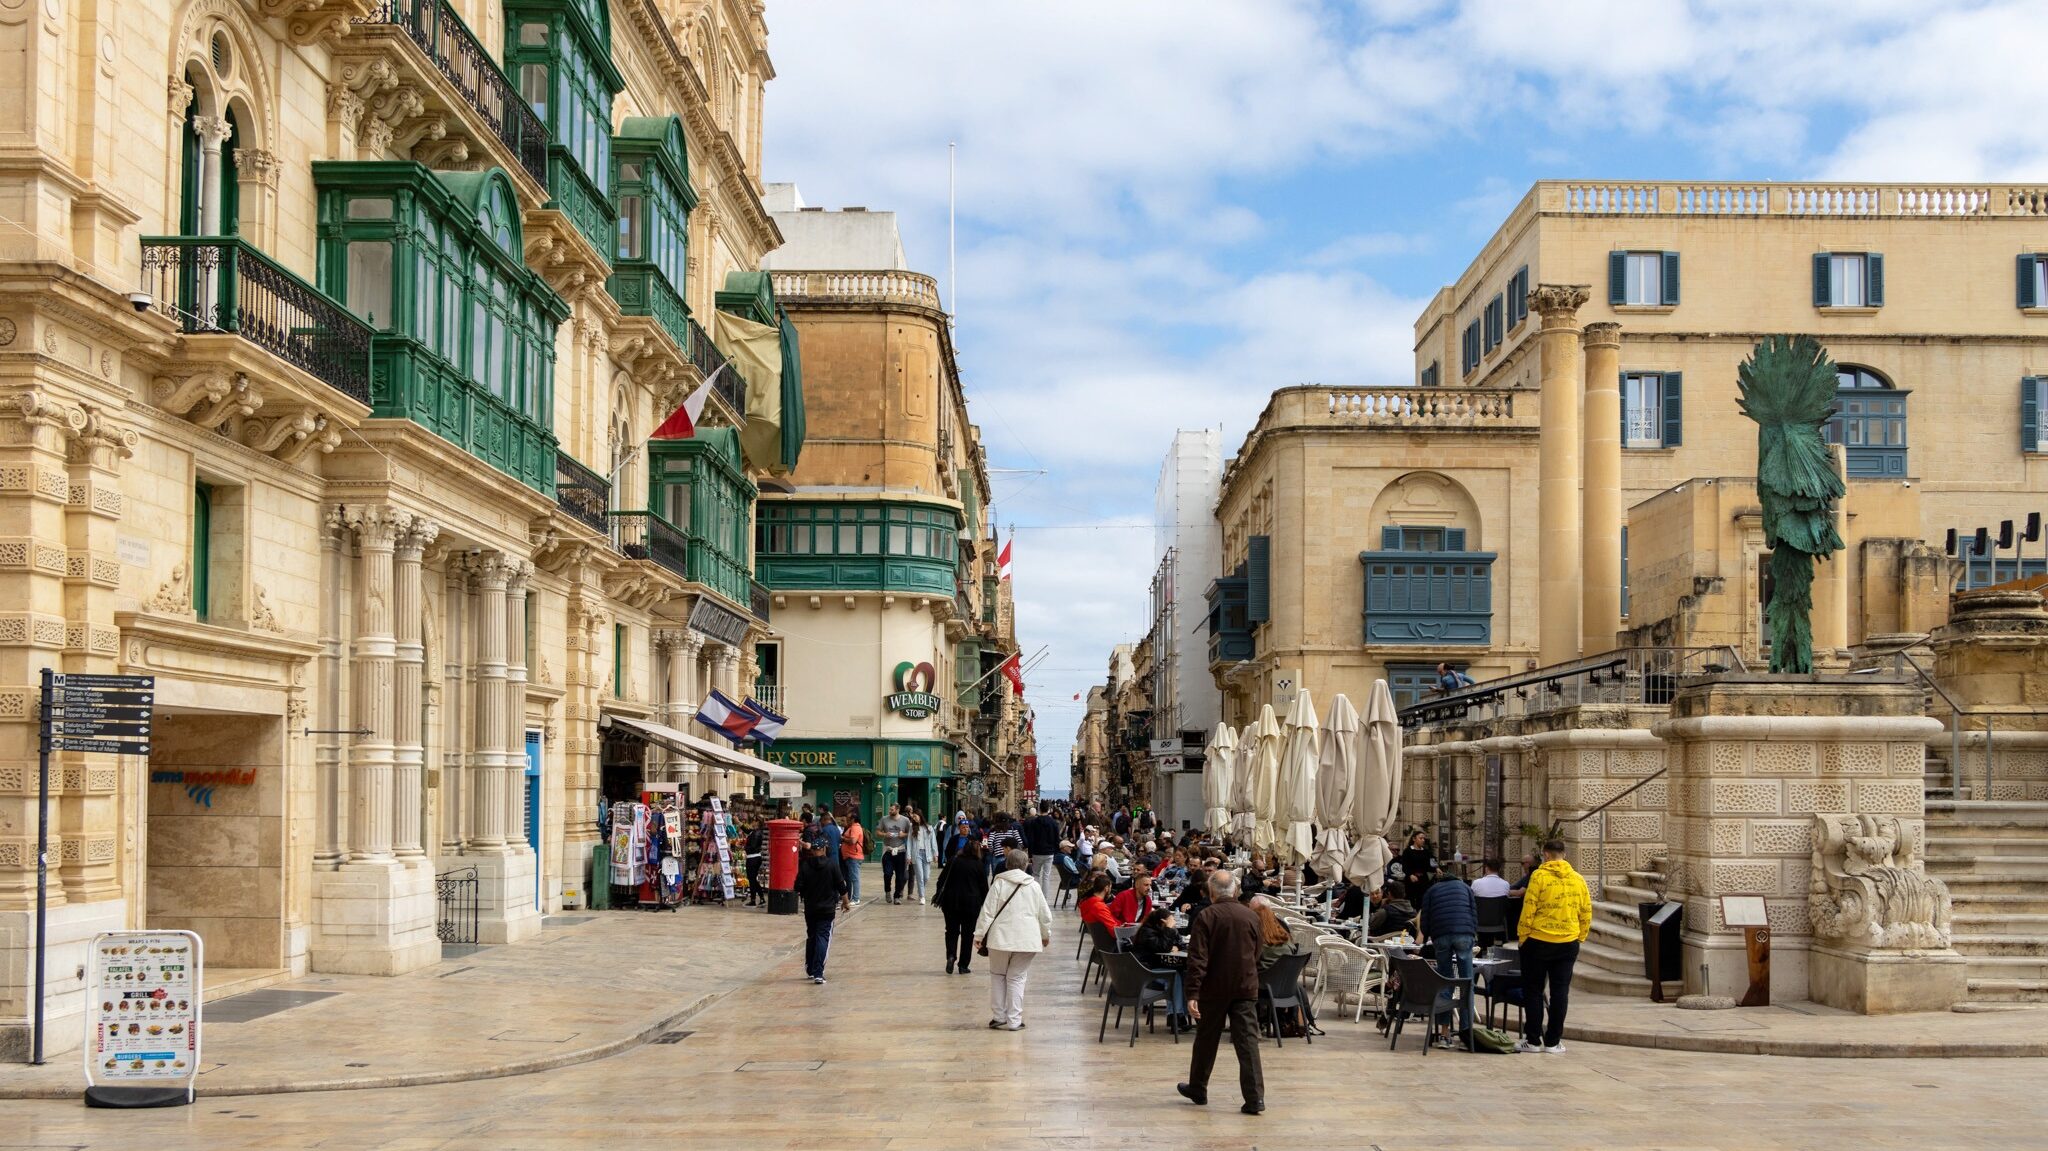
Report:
240,148,281,190
1809,813,1952,950
146,562,194,614
249,583,283,632
1528,283,1590,325
168,76,195,120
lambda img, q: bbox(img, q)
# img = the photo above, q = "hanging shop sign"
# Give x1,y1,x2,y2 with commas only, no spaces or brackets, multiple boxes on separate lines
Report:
1148,737,1184,758
83,929,202,1107
885,661,942,719
687,596,751,646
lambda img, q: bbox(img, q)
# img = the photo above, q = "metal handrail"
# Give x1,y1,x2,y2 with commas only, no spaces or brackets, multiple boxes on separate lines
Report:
1556,768,1668,901
1884,649,2048,799
1401,645,1746,728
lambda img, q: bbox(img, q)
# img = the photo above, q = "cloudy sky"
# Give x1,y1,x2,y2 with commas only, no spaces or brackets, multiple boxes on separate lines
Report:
761,0,2048,792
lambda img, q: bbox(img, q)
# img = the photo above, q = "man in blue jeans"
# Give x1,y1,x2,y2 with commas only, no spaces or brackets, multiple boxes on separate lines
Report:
1417,869,1478,1047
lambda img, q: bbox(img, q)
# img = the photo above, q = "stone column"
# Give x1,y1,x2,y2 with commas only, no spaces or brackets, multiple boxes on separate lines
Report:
391,517,438,860
564,591,606,851
469,555,512,852
193,115,231,237
504,561,532,852
1581,321,1623,656
343,507,402,863
59,409,134,902
317,508,347,865
1531,284,1590,666
440,561,468,854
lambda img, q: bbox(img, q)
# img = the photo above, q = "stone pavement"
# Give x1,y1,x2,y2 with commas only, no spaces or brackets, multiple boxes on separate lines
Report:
0,904,807,1099
12,893,2048,1150
1562,990,2048,1057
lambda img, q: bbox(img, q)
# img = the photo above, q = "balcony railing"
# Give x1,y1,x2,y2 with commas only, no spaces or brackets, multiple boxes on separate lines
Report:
748,577,771,623
1546,181,2048,219
553,450,610,535
769,269,944,310
1360,549,1496,645
688,316,745,418
609,510,687,579
359,0,546,185
751,682,784,714
139,236,372,406
1400,645,1747,730
1326,389,1526,427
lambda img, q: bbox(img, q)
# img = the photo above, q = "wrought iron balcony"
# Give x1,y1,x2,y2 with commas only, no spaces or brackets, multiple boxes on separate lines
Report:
749,577,772,623
139,236,372,406
609,510,687,579
688,316,745,419
356,0,546,186
553,450,610,536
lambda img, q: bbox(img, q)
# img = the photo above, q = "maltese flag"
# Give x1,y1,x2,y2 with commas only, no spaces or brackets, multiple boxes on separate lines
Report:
652,363,728,440
997,537,1014,581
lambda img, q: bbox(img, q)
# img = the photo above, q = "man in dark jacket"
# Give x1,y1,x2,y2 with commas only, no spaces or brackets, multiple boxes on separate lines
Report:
1418,872,1478,1045
793,840,849,984
1177,869,1266,1115
1021,805,1063,903
932,841,989,975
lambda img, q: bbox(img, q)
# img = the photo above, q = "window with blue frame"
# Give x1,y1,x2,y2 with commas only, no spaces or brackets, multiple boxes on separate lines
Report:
1361,525,1494,645
1824,365,1907,478
506,0,622,256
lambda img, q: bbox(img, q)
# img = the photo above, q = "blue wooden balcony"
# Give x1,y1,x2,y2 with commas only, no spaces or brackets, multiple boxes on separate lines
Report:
1360,549,1495,645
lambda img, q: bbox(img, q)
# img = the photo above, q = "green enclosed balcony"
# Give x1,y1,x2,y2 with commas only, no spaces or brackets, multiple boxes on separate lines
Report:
755,501,960,596
504,0,621,257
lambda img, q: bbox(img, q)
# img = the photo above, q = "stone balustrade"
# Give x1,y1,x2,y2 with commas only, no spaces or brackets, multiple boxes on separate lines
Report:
1325,388,1524,425
770,269,943,310
1544,181,2048,218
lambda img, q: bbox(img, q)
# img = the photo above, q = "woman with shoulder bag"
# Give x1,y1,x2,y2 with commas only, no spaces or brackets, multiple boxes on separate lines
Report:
975,848,1054,1031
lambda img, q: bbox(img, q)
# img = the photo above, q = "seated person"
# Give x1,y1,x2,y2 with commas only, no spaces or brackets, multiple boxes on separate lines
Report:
1076,874,1122,931
1251,896,1304,971
1130,908,1182,969
1241,855,1270,899
1367,884,1417,938
1158,848,1188,882
1330,879,1368,922
1471,858,1511,899
1109,871,1159,925
1174,867,1212,920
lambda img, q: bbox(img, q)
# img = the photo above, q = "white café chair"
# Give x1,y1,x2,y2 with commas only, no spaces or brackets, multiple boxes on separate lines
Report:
1313,936,1388,1023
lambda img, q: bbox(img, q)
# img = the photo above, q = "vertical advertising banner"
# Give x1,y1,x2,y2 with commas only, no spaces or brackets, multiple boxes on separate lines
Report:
84,930,203,1105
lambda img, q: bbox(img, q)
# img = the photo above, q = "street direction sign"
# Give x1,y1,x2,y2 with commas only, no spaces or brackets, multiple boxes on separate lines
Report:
49,674,154,690
53,690,153,705
51,721,151,737
51,738,150,755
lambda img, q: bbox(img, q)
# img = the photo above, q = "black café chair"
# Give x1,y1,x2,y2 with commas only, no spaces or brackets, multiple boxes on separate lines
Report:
1054,856,1082,909
1479,947,1524,1031
1258,950,1317,1049
1387,955,1470,1056
1081,920,1122,993
1474,895,1510,948
1099,951,1178,1047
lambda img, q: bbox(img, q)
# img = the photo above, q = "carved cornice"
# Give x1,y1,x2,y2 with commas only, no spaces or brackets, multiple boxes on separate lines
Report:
1529,283,1591,326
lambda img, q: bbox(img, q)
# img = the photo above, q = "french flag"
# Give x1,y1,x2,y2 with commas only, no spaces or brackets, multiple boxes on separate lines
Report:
744,697,787,744
696,688,760,744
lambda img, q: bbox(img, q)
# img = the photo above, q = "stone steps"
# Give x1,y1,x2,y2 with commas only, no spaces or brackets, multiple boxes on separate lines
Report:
1569,860,1669,999
1948,934,2048,958
1570,936,1656,997
1925,799,2048,1005
1949,894,2048,917
1967,977,2048,1004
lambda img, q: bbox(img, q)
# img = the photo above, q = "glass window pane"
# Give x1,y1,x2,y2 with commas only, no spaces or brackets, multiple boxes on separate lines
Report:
838,524,857,553
346,197,392,220
618,195,643,260
1625,253,1661,305
861,524,880,553
345,241,392,328
519,21,548,45
518,64,548,119
888,524,907,553
1831,254,1864,306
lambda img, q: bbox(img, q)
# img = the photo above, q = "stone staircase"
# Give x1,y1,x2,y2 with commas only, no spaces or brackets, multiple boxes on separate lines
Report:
1571,856,1664,997
1925,800,2048,1007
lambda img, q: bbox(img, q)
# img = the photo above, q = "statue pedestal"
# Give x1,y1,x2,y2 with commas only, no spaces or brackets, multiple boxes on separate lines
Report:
1809,944,1967,1015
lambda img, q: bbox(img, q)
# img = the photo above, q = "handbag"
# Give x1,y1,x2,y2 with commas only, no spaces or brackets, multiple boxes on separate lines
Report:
977,883,1026,957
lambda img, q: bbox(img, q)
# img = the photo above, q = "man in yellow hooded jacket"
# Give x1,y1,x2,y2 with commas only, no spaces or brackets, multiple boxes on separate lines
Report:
1514,839,1592,1054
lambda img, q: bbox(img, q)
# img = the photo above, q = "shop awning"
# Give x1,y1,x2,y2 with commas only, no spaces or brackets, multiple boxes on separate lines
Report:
600,713,805,794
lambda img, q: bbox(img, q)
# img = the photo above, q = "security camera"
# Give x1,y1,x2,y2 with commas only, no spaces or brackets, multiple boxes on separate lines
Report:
128,292,152,313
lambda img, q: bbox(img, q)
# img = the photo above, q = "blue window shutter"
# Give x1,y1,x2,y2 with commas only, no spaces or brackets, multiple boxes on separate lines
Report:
1381,526,1402,550
1246,535,1271,623
1662,371,1683,447
2025,377,2041,454
1608,251,1627,306
1866,252,1884,306
1662,251,1680,306
1620,370,1629,441
2020,256,2038,310
1813,253,1831,307
1620,524,1630,617
1445,528,1466,552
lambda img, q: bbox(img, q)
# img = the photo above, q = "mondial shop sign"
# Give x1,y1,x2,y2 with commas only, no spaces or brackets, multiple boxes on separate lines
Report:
885,661,943,720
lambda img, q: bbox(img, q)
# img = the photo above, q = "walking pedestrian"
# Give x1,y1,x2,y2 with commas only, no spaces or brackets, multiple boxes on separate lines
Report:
934,840,989,974
1515,838,1592,1054
878,804,913,904
909,809,938,904
983,812,1024,878
839,813,867,906
1022,804,1062,903
1177,869,1266,1115
794,838,849,983
974,848,1053,1031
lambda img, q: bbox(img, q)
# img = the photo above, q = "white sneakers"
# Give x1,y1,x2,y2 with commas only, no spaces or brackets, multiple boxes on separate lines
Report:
1514,1039,1543,1053
1543,1043,1566,1054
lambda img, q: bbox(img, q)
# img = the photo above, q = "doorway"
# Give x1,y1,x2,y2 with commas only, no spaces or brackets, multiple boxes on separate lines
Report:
525,730,543,905
896,778,930,823
145,712,284,976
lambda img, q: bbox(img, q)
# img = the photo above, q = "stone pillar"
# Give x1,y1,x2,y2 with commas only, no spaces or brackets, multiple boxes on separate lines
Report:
504,561,531,852
391,517,438,860
714,643,742,794
1811,443,1851,659
564,592,606,852
317,508,348,865
193,115,231,237
440,561,468,854
58,409,134,903
1580,321,1623,656
1531,284,1590,666
469,555,511,852
343,507,401,863
1655,675,1955,1010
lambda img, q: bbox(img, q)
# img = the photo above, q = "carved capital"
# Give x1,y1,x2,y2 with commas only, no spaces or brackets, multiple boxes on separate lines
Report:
240,148,282,190
395,516,442,559
168,76,195,121
1529,283,1590,328
1582,321,1621,349
326,85,365,134
70,405,138,464
192,114,234,150
505,557,535,593
344,505,413,549
472,554,519,590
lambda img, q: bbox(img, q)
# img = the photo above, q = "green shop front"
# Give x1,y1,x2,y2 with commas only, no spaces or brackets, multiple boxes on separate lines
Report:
762,740,958,830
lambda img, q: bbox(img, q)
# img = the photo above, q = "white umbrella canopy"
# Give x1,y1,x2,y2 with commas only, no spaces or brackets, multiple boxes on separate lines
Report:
1347,679,1405,889
1250,704,1285,854
1310,693,1360,878
1202,723,1238,836
1278,689,1320,865
1229,717,1258,841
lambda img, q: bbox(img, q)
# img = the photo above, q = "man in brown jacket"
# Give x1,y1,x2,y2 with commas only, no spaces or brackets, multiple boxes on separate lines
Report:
1177,869,1266,1115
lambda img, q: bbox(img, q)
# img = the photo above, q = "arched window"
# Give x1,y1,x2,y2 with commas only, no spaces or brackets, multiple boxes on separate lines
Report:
1824,365,1908,477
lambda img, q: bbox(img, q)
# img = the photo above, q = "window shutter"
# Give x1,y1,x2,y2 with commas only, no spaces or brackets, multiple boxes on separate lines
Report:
1445,528,1467,552
1608,251,1627,306
1620,524,1630,619
1812,253,1831,307
1381,526,1402,550
1662,251,1680,306
2020,255,2039,310
1661,371,1683,447
2025,377,2041,454
1620,370,1628,441
1246,534,1271,623
1866,252,1884,306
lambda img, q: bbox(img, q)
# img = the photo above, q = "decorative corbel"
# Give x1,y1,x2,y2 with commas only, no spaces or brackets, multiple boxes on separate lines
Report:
245,409,320,454
153,371,231,416
278,423,340,463
189,374,262,429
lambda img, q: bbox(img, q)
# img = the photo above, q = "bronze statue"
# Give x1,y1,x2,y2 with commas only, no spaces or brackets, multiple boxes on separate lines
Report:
1736,335,1844,673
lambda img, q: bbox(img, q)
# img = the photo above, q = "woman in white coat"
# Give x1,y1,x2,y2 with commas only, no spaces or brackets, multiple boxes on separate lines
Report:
908,810,938,904
974,848,1054,1031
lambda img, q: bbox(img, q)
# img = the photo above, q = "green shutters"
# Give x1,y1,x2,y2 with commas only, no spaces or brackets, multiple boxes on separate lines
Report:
1661,372,1683,447
1508,266,1529,327
1461,320,1480,376
1661,251,1680,305
612,623,625,696
1245,535,1271,624
192,481,212,619
1609,251,1628,306
1483,293,1504,351
2025,377,2042,454
1815,252,1882,307
1419,361,1439,388
1867,253,1884,306
1813,253,1831,307
2021,255,2041,309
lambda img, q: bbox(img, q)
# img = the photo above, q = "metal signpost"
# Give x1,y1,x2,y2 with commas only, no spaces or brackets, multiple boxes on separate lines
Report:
34,670,154,1068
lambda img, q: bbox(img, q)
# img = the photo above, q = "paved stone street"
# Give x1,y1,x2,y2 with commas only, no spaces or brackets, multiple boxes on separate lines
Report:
11,890,2048,1150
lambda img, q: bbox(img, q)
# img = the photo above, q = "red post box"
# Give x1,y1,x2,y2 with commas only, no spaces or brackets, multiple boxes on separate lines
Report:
766,819,803,915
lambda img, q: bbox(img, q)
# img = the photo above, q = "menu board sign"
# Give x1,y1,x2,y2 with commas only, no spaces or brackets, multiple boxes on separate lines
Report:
83,930,202,1101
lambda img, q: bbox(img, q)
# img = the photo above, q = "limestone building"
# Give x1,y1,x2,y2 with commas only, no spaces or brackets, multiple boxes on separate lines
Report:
1212,181,2048,722
757,187,1019,825
0,0,811,1059
1145,429,1223,828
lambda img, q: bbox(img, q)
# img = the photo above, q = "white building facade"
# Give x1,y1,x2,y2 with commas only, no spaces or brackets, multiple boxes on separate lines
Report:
1148,429,1222,828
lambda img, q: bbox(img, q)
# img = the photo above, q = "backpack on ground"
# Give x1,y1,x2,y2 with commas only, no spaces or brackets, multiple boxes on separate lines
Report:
1470,1025,1518,1054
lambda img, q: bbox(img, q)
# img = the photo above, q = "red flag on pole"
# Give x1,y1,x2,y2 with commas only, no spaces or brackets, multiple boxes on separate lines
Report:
997,536,1013,581
1000,652,1025,694
652,363,727,440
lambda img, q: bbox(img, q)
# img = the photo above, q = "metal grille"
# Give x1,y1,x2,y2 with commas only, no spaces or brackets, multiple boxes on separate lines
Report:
436,866,479,945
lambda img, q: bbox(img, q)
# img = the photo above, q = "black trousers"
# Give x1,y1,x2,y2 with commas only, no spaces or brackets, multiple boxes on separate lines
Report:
882,850,908,898
943,912,975,971
1187,998,1264,1106
1520,938,1579,1048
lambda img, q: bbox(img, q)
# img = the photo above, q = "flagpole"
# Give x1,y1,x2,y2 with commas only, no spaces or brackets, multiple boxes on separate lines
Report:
948,141,957,322
959,643,1047,697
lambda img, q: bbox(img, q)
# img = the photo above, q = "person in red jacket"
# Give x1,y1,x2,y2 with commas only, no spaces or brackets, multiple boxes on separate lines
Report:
1077,874,1121,930
1109,870,1158,926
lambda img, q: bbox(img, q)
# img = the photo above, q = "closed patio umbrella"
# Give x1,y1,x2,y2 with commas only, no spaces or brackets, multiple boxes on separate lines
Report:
1278,689,1320,865
1310,693,1360,879
1249,704,1284,855
1347,679,1405,890
1229,718,1258,840
1202,723,1237,836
